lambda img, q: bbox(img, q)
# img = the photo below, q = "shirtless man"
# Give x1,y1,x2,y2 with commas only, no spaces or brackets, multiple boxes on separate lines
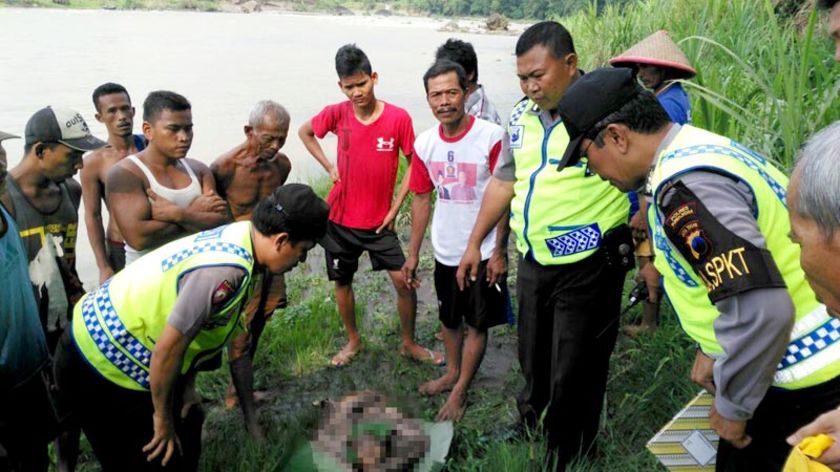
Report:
81,83,145,283
211,100,292,438
107,90,229,267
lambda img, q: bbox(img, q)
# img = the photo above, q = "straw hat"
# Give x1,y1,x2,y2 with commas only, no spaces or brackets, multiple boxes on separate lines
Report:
609,30,696,79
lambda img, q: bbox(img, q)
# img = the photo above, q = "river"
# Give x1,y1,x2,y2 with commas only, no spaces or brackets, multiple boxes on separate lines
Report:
0,8,524,287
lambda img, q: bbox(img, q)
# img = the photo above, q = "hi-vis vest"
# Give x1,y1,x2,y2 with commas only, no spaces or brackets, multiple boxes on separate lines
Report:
507,98,630,265
649,125,840,390
72,222,255,391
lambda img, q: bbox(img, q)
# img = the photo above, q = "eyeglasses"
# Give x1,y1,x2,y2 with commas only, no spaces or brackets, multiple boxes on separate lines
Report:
579,126,607,160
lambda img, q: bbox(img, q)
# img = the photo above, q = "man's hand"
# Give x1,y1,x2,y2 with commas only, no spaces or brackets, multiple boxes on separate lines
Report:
142,413,182,466
637,261,661,303
486,252,507,286
456,245,482,291
148,190,183,223
710,404,751,449
629,209,648,241
401,255,421,290
188,188,228,214
788,409,840,470
691,349,716,394
375,208,397,234
328,165,340,183
98,265,115,284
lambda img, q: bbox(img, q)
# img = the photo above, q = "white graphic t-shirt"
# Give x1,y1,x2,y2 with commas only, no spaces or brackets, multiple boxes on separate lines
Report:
409,116,504,266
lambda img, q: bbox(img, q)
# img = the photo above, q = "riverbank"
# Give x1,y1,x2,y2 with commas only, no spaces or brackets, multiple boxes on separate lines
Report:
0,0,528,34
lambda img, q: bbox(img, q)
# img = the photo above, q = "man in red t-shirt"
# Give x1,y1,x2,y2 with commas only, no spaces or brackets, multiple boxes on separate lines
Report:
299,44,443,367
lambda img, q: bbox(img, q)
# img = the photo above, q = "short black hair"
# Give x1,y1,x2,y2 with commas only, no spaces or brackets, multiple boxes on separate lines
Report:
590,91,670,146
423,60,468,94
435,38,479,83
252,184,329,243
92,82,131,113
515,21,575,59
24,141,60,157
819,0,840,9
143,91,191,123
335,44,372,78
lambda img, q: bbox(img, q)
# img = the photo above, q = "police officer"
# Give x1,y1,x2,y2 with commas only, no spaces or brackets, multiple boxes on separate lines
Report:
53,184,328,471
555,67,840,471
457,22,632,467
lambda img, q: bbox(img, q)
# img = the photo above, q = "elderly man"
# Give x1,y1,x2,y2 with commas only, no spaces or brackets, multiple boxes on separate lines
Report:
211,100,292,438
785,123,840,469
555,67,840,471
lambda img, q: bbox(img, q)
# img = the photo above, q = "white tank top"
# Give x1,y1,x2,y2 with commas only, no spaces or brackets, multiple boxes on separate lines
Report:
124,154,202,265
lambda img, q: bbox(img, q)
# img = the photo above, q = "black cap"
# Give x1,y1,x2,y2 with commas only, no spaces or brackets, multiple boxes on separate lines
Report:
556,67,643,170
25,106,105,152
254,184,330,245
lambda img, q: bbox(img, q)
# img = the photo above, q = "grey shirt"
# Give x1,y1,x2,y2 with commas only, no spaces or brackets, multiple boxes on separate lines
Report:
168,265,249,339
660,170,794,421
466,85,502,126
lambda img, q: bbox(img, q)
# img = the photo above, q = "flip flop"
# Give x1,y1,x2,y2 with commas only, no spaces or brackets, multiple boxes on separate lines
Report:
330,347,360,367
403,347,446,367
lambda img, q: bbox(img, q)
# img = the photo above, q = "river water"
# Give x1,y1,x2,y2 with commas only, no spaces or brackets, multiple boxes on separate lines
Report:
0,8,523,286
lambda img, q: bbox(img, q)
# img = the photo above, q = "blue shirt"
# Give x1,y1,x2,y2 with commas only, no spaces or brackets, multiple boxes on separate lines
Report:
658,82,691,125
0,204,50,392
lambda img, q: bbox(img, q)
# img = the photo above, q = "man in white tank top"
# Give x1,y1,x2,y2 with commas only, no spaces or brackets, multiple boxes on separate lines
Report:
107,91,230,266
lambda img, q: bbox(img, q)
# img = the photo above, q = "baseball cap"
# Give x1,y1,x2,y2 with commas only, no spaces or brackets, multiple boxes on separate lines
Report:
556,67,643,170
265,183,330,243
25,106,106,152
0,130,19,142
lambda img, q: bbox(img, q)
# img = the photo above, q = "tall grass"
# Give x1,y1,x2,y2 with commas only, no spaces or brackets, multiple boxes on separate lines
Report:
561,0,839,169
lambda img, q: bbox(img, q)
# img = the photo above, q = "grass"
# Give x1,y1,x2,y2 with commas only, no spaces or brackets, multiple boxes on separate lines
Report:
561,0,839,170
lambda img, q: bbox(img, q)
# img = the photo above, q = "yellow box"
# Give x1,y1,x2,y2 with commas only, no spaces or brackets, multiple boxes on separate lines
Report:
646,390,719,471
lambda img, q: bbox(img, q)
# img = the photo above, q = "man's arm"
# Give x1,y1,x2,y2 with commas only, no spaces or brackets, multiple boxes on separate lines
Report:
209,154,234,201
80,154,114,281
144,323,190,466
274,152,292,185
298,119,339,182
456,176,514,289
661,172,794,448
106,164,187,251
376,154,413,234
179,160,231,231
401,191,432,289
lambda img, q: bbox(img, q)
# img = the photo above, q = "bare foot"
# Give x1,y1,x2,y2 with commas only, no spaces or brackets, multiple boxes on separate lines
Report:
435,390,467,422
331,340,362,366
224,386,270,410
400,343,445,366
622,324,658,337
434,329,445,341
419,371,458,396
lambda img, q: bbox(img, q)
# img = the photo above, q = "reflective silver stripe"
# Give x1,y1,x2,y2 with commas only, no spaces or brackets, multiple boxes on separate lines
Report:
775,306,840,385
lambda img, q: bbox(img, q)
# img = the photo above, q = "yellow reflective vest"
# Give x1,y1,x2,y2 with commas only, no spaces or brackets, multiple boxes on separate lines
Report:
72,222,255,391
649,125,840,390
507,98,630,265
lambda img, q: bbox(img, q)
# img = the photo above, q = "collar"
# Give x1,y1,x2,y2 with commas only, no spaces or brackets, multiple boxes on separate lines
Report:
642,123,682,196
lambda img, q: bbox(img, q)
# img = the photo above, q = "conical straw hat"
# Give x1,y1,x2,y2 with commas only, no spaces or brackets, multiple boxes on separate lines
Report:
609,30,696,78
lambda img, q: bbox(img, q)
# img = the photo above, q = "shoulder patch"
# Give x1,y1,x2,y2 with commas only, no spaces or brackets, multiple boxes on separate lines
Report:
659,181,785,302
508,98,530,128
211,279,236,306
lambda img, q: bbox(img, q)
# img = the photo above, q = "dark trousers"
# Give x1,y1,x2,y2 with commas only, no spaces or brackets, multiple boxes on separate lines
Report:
516,251,626,469
716,374,840,471
0,366,59,472
53,332,204,472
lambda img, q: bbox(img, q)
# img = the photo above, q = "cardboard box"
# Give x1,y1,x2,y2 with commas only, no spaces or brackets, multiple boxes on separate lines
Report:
647,390,719,471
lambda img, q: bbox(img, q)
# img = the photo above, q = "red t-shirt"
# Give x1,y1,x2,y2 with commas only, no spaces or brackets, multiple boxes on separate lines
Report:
311,101,415,229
